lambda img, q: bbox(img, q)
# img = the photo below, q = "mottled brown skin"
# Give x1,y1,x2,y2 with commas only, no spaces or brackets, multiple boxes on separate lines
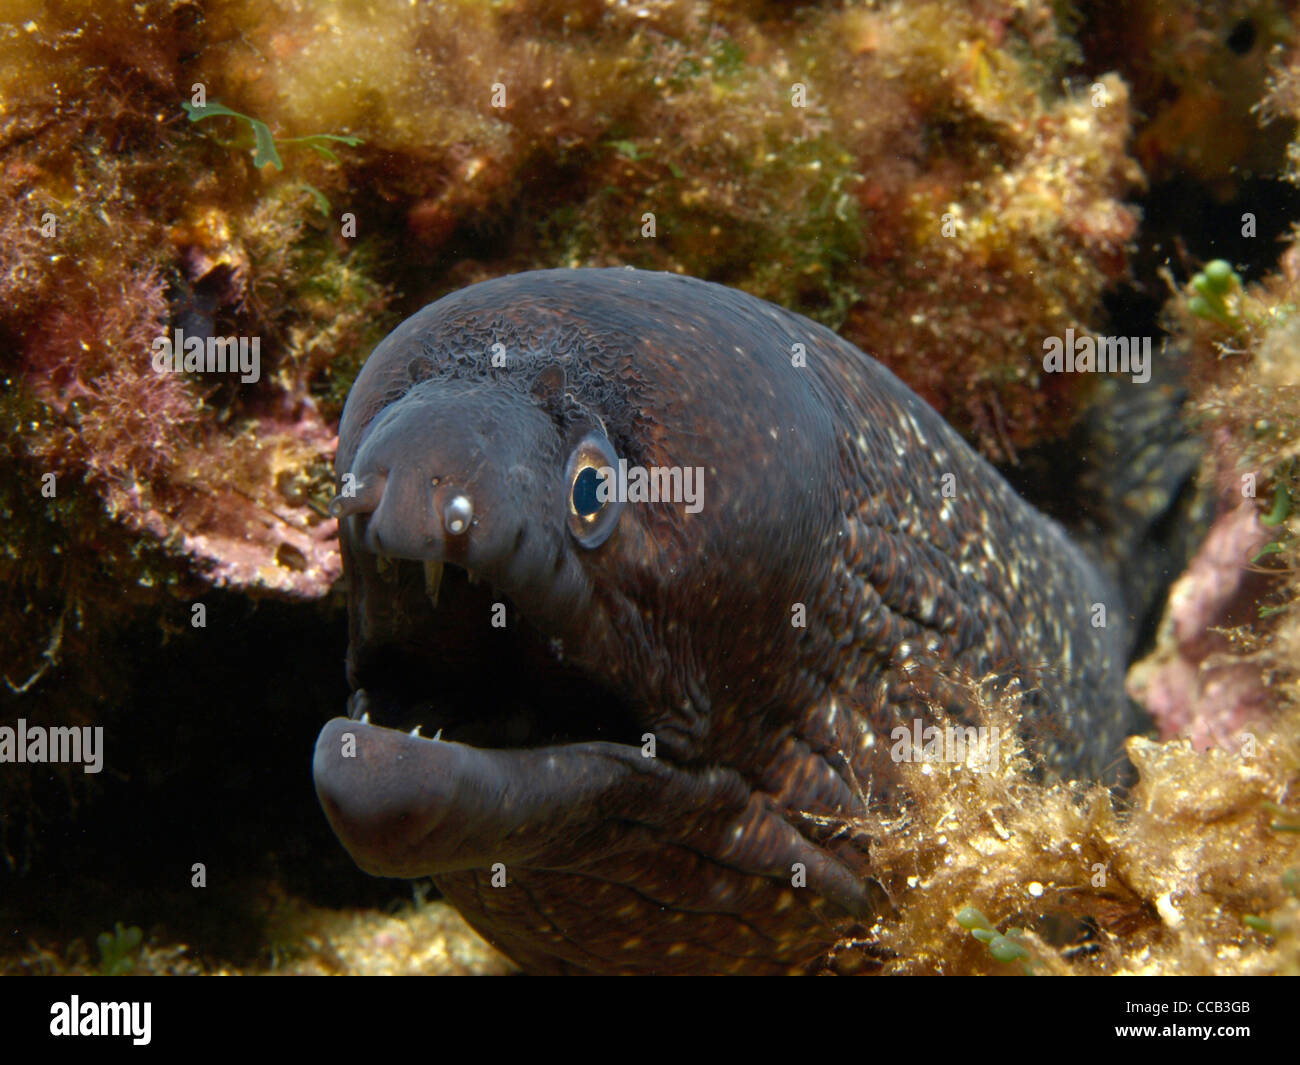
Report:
313,268,1137,974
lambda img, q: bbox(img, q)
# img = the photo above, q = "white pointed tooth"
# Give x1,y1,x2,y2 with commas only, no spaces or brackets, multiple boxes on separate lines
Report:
433,728,443,741
360,711,371,724
410,725,423,738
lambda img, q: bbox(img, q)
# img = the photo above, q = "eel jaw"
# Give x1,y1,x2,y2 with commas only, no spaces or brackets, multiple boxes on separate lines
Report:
313,556,877,927
314,718,687,877
312,713,876,922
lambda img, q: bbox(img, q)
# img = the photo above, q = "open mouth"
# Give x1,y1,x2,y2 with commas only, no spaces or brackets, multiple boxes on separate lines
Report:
314,554,876,923
312,555,676,880
341,560,647,751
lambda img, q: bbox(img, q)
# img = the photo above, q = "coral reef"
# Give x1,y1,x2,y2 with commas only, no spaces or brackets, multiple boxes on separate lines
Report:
1129,229,1300,754
4,897,511,976
838,688,1300,975
183,0,1146,455
1080,0,1295,192
1127,491,1275,750
0,0,1145,677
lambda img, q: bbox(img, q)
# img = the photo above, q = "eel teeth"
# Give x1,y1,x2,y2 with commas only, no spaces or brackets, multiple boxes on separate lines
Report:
360,711,371,725
406,725,444,741
347,690,372,722
424,560,443,607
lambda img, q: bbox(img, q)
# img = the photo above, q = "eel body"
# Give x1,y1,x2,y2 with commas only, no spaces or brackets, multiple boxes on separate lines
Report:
312,267,1139,974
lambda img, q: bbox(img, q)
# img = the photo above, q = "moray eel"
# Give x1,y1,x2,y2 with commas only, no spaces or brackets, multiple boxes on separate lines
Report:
313,267,1143,974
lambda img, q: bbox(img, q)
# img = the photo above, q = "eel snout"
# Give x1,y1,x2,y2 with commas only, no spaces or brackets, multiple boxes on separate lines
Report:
328,378,580,613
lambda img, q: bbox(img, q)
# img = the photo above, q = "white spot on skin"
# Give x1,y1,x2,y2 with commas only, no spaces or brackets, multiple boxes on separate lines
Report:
908,415,928,448
1156,892,1183,928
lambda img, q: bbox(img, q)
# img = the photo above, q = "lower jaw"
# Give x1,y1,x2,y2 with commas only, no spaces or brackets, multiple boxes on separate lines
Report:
312,716,694,877
312,716,877,930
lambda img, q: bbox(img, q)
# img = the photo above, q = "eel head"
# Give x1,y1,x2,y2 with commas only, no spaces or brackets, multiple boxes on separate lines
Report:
313,269,876,974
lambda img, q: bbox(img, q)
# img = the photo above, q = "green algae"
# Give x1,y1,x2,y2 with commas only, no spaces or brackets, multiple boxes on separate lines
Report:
96,922,143,976
181,100,362,172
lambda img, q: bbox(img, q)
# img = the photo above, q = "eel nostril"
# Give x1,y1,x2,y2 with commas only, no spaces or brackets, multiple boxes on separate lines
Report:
443,493,473,536
330,472,386,518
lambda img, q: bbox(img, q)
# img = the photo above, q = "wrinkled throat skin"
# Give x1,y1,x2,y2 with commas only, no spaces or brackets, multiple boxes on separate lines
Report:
313,268,1135,975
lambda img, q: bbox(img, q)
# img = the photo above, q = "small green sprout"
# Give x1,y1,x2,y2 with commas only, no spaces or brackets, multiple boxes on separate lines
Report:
1262,802,1300,833
955,905,990,930
988,930,1032,964
1187,259,1245,330
1243,869,1300,935
1251,482,1291,573
604,140,683,178
300,182,332,215
181,100,362,171
606,139,644,161
96,922,143,976
1260,483,1292,527
956,906,1034,970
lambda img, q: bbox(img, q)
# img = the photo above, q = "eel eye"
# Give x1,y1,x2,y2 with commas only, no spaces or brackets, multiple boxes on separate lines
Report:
564,432,623,548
